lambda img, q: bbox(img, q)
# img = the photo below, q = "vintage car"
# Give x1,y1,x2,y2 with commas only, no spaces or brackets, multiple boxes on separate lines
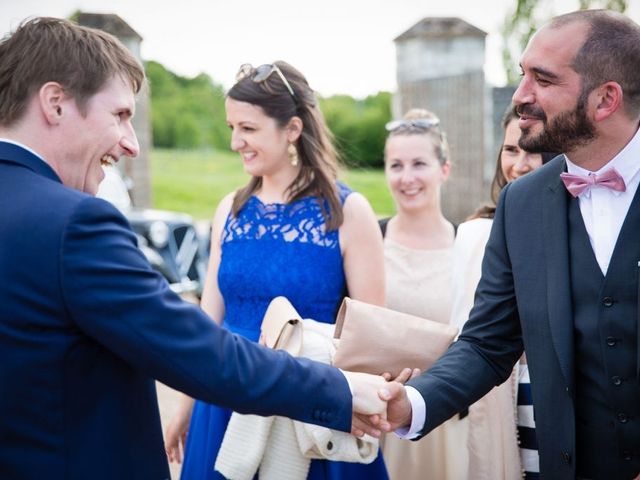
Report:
96,167,208,297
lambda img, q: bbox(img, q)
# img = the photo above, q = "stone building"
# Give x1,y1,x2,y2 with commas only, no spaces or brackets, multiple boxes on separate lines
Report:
394,17,490,223
76,12,153,208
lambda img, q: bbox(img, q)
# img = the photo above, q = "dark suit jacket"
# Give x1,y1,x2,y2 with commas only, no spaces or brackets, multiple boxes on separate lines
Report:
0,142,351,479
408,155,579,478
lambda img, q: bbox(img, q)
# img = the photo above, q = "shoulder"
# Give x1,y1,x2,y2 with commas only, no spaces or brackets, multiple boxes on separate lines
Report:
507,154,565,195
211,191,237,240
340,191,380,244
213,192,235,222
342,191,375,220
66,195,132,235
457,218,493,237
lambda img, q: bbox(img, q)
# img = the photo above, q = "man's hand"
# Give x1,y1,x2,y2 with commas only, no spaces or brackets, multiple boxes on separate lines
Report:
378,381,413,432
343,371,389,437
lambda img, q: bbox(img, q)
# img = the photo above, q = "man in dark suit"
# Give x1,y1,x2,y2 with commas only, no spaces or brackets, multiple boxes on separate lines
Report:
0,17,390,479
381,10,640,479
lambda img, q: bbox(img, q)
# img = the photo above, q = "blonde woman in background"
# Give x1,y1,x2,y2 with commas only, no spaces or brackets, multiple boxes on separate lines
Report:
450,104,558,479
379,108,468,480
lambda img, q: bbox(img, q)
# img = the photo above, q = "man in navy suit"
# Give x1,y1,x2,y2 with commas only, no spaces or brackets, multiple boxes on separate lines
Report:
381,10,640,479
0,17,391,479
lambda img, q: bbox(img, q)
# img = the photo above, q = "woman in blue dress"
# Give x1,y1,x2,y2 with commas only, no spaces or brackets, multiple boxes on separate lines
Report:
165,61,388,479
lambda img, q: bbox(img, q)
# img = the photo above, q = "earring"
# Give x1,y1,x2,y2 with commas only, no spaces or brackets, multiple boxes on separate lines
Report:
288,143,299,166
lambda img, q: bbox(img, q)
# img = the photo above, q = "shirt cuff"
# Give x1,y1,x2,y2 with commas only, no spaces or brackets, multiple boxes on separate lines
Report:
394,386,425,439
339,369,354,395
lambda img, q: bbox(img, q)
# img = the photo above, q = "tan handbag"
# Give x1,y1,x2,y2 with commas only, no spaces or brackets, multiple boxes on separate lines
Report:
332,297,458,377
260,296,303,356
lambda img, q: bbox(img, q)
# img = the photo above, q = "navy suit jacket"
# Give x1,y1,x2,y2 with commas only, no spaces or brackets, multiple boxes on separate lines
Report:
0,142,351,479
408,155,580,478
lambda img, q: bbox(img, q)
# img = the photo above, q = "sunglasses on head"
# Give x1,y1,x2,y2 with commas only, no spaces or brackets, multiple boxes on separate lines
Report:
236,63,296,99
385,118,440,132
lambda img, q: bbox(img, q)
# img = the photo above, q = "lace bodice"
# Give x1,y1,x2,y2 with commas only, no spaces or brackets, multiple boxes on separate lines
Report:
218,184,352,341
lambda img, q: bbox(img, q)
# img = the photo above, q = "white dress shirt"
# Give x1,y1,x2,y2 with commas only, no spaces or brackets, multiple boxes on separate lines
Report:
401,126,640,439
565,126,640,275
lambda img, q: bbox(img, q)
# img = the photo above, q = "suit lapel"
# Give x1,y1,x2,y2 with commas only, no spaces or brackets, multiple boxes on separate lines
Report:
542,158,575,394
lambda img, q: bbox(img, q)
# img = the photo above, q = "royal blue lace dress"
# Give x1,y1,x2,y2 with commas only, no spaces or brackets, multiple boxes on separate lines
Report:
180,184,389,480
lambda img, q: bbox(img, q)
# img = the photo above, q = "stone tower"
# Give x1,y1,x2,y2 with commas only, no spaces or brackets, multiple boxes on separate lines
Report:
394,17,489,223
76,12,153,208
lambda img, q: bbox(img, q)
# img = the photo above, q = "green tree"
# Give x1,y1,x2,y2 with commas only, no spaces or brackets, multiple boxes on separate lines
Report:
502,0,628,84
145,61,230,150
321,91,391,168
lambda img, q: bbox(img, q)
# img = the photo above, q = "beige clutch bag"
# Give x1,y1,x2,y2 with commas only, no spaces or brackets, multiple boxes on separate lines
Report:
332,297,458,378
260,296,303,356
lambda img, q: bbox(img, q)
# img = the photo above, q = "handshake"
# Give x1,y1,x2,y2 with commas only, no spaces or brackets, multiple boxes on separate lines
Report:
344,368,419,438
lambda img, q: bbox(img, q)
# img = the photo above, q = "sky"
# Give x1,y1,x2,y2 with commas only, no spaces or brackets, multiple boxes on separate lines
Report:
2,0,639,98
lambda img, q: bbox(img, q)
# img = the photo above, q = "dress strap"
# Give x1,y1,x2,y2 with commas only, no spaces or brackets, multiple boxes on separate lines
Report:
336,181,353,205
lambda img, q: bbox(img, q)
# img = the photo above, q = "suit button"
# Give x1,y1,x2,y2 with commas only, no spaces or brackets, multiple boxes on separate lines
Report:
618,412,628,423
326,441,333,451
602,296,614,307
612,376,622,386
606,336,618,346
562,451,572,464
622,450,633,461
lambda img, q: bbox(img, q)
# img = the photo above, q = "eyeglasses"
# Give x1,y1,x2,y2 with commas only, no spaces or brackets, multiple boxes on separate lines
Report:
385,118,440,132
236,63,296,99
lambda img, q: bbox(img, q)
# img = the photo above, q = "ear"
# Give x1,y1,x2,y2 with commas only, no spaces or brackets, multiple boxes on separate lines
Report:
38,82,66,125
440,161,451,182
592,81,623,122
285,116,303,143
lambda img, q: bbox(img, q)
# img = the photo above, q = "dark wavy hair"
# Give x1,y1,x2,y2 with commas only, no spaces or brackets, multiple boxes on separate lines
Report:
227,61,344,230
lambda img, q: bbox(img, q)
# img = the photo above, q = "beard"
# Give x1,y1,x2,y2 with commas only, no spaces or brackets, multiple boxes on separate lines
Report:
516,92,596,154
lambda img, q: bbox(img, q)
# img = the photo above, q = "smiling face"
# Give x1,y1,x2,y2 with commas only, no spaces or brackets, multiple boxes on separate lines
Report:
500,118,543,182
225,97,294,178
513,21,595,153
384,134,449,213
513,21,596,155
56,75,139,195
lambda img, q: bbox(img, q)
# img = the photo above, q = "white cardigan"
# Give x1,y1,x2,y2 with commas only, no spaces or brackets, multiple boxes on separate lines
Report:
215,319,378,480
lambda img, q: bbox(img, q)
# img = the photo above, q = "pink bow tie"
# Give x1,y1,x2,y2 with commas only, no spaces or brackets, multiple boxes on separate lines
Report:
560,168,626,197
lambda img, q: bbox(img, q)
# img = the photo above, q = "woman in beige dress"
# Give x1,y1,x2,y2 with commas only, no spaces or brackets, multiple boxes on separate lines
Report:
379,108,468,480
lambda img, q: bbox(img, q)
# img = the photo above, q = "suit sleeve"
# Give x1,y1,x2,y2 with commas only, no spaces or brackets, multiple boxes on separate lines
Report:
59,197,352,432
407,183,524,436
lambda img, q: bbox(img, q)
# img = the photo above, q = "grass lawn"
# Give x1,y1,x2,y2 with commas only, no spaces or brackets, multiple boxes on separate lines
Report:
150,148,396,220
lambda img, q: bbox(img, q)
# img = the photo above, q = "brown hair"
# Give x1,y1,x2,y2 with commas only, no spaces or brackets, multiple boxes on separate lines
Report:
228,61,343,230
384,108,449,166
470,106,519,220
550,10,640,117
0,17,145,127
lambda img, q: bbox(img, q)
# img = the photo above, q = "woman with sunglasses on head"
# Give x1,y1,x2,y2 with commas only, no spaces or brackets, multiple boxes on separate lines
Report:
378,108,469,480
450,104,558,480
165,61,388,480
